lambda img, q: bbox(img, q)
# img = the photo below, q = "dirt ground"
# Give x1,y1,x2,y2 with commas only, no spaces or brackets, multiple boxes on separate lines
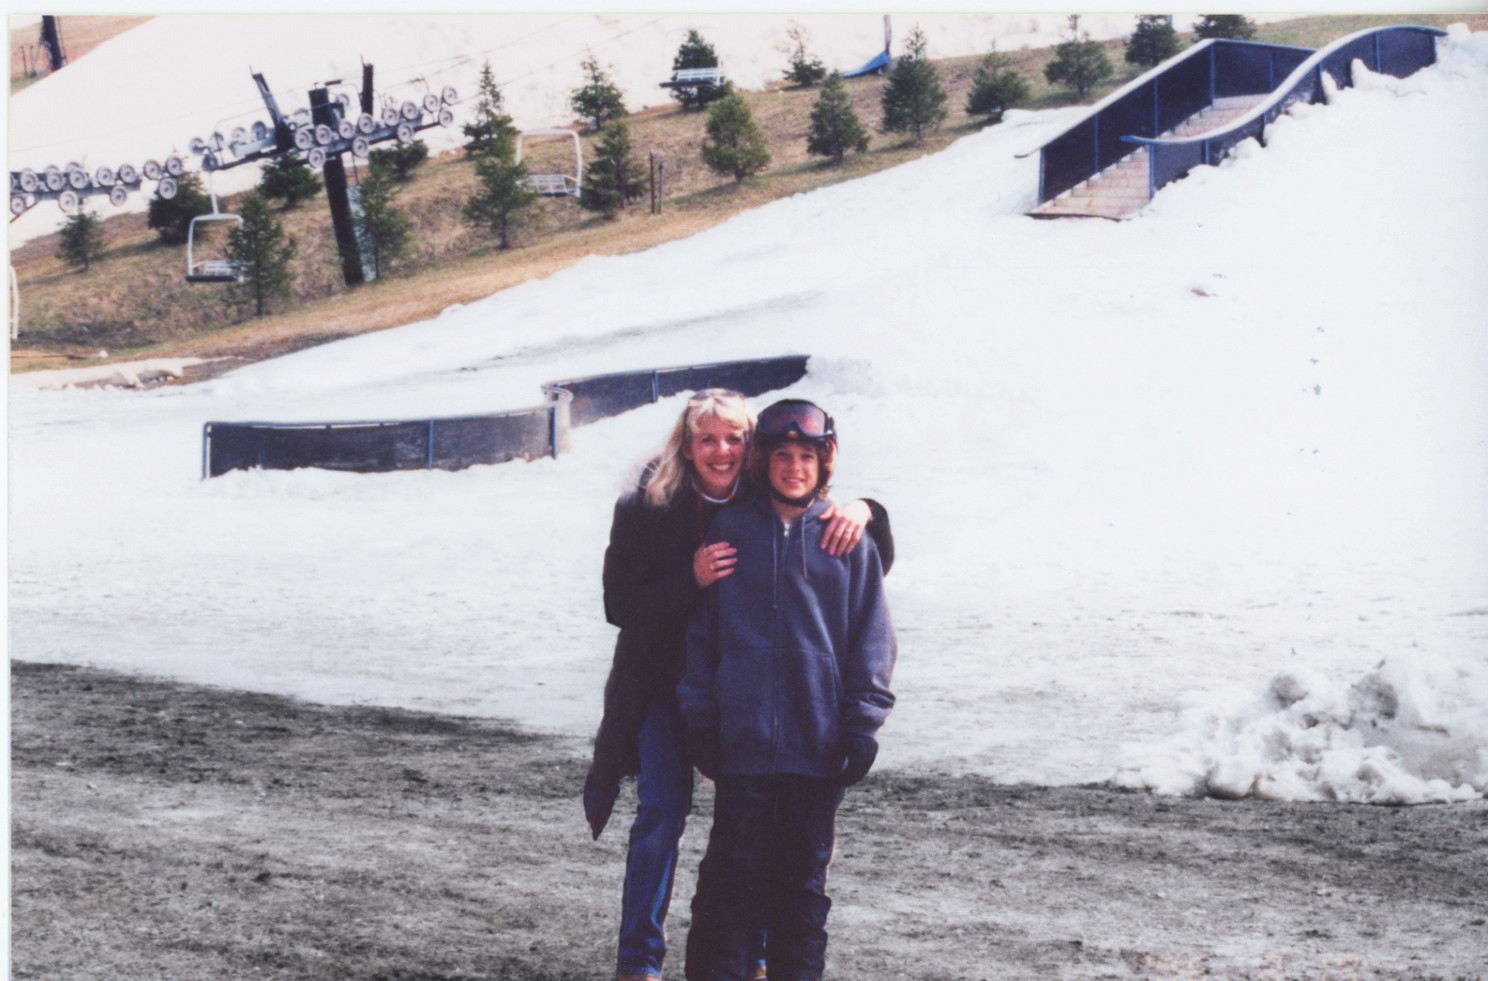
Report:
10,661,1487,981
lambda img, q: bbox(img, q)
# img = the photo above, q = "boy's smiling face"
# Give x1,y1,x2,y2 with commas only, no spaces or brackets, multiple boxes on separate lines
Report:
768,442,820,503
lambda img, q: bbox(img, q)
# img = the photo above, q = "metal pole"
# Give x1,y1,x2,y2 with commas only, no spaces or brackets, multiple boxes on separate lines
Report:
312,86,365,287
39,16,64,71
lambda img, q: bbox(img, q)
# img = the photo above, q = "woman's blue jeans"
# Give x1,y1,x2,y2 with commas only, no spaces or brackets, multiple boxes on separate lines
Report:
617,694,693,977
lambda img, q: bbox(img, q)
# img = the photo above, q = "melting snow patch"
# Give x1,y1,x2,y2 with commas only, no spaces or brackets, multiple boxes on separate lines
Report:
1114,655,1488,804
11,358,209,391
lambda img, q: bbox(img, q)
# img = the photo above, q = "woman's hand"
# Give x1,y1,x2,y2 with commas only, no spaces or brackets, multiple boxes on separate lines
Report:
694,541,738,587
818,499,872,557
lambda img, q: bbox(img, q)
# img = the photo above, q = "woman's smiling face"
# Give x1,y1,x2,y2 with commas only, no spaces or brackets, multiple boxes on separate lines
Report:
684,415,747,499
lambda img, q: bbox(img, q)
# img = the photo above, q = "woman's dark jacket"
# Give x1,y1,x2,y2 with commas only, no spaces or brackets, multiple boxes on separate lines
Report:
583,466,892,837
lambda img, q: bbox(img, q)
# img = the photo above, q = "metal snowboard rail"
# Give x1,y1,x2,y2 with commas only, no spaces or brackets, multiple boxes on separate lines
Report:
201,354,809,479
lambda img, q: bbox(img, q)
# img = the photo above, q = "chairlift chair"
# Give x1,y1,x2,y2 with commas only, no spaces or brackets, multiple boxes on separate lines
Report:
515,129,583,197
185,176,243,284
659,66,726,89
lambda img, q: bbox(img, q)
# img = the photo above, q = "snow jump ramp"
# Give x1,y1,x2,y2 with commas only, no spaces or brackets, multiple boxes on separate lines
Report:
1025,25,1447,220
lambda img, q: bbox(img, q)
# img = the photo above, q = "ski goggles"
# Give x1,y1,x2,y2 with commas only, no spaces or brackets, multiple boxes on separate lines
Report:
756,400,835,442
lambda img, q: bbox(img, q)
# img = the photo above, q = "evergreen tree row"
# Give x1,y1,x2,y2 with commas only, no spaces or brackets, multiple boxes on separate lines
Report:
80,16,1277,318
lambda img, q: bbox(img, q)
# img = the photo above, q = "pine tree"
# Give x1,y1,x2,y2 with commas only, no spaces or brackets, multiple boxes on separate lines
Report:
700,93,772,182
145,171,212,244
258,154,322,209
806,71,868,163
670,30,727,110
1044,16,1115,101
1126,15,1183,68
225,193,295,318
464,60,518,159
56,205,105,272
579,121,645,218
780,20,827,87
461,153,536,250
353,160,412,279
879,27,948,145
367,139,429,182
571,55,628,131
1194,15,1256,41
965,48,1030,125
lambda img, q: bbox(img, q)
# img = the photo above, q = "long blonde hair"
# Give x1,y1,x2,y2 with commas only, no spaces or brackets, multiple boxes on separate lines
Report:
643,389,754,507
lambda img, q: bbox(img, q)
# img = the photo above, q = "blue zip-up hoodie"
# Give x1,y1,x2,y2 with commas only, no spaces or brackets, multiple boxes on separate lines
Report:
678,492,896,779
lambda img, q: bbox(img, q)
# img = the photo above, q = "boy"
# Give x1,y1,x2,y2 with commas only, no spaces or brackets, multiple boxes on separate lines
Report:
678,399,896,981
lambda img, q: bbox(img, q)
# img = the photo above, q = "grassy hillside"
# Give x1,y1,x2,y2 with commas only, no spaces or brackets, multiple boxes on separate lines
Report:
9,15,152,94
12,13,1484,376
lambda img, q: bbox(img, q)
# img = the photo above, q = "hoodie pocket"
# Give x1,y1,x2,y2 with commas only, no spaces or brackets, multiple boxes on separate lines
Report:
779,649,843,766
714,654,771,758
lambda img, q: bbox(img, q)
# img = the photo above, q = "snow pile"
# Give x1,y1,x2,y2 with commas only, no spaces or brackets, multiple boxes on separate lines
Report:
1114,656,1488,803
10,358,209,391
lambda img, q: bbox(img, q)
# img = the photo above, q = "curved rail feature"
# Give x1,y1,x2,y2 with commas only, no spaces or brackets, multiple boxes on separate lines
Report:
1027,26,1446,217
201,355,808,479
1122,26,1446,200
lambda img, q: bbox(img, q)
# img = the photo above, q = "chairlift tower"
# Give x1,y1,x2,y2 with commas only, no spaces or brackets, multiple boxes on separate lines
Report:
9,64,458,288
185,66,458,287
39,16,64,72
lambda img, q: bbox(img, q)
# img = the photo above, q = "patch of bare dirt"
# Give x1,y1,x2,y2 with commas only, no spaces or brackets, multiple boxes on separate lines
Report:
11,662,1487,980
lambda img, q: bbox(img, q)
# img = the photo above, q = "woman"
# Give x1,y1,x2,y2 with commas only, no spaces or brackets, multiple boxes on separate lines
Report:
585,389,892,981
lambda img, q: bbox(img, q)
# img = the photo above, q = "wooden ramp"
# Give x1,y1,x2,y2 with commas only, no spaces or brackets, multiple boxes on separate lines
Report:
1030,96,1265,220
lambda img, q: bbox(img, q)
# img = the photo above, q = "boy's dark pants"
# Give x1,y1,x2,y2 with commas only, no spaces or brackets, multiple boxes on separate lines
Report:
686,774,846,981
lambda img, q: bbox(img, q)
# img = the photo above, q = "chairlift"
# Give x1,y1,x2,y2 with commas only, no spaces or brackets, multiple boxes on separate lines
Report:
185,175,243,284
659,66,726,89
515,129,583,197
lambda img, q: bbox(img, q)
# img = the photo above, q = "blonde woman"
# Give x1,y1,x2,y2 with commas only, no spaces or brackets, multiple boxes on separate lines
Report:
585,389,892,981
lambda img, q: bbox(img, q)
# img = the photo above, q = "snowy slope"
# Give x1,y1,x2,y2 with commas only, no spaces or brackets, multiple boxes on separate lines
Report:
9,21,1488,804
